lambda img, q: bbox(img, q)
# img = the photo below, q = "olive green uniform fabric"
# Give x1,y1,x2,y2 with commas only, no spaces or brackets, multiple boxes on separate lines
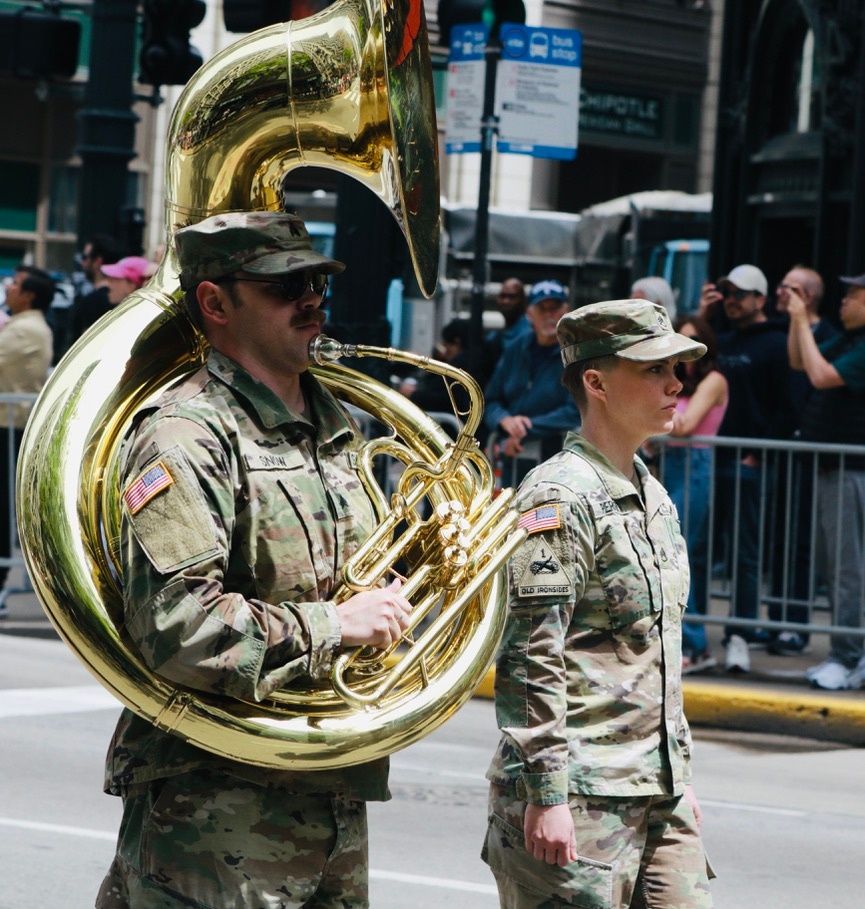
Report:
482,432,711,908
97,350,387,908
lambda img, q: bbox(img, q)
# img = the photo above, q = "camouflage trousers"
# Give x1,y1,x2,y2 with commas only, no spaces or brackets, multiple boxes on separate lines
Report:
96,769,370,909
482,784,713,909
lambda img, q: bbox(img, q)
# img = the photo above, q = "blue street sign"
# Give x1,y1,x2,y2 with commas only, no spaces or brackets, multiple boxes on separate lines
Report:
495,24,582,160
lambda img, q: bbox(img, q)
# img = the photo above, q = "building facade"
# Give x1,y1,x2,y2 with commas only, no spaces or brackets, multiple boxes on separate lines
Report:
0,0,718,279
710,0,865,319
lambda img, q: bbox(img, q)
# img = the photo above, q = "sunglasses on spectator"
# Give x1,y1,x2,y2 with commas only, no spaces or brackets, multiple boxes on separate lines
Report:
721,287,754,301
229,272,329,302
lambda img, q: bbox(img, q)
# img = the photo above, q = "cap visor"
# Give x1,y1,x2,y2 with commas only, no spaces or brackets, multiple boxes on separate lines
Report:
616,334,706,362
245,250,346,276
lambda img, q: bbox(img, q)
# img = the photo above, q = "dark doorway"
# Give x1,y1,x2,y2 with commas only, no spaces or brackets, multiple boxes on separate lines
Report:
557,145,665,213
753,212,814,313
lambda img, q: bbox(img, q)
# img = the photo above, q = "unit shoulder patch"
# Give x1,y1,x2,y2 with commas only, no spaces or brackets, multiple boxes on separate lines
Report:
516,535,574,598
124,461,174,514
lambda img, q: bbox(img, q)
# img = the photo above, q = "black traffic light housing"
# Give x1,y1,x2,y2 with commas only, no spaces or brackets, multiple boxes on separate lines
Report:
437,0,525,44
0,8,81,80
139,0,207,87
223,0,336,32
224,0,292,32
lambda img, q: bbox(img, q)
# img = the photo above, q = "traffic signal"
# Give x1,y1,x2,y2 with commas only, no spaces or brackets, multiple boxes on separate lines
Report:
224,0,291,32
437,0,525,43
224,0,335,33
139,0,207,87
0,8,81,80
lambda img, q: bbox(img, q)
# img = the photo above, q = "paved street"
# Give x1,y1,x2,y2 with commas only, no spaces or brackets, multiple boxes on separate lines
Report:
2,634,864,908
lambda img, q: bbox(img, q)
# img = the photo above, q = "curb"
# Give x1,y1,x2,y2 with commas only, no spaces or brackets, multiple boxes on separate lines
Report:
473,669,865,747
682,681,865,747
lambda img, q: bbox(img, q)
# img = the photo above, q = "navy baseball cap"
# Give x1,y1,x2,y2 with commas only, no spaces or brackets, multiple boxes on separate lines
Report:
529,279,568,307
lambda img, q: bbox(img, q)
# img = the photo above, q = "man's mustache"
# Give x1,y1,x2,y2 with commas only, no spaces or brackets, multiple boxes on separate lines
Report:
291,309,326,328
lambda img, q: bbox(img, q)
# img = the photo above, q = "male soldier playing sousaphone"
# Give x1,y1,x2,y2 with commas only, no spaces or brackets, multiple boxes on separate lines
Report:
97,211,413,909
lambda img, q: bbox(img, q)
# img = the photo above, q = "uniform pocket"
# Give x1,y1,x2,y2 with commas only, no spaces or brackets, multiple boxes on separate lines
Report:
125,449,220,574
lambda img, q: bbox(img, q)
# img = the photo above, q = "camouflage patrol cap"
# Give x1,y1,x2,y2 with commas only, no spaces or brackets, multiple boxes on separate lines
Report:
557,299,706,366
175,211,345,290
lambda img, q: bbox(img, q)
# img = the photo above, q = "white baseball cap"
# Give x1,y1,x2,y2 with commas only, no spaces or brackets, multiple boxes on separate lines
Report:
719,264,768,296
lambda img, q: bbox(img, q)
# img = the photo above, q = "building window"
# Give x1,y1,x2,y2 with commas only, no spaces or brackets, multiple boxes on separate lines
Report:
0,160,39,231
767,18,821,139
49,164,79,234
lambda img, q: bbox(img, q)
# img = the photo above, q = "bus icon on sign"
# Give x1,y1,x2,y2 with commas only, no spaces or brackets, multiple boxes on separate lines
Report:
529,32,549,59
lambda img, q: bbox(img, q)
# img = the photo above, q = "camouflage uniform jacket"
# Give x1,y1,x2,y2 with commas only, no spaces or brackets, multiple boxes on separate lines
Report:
104,349,389,801
487,431,693,804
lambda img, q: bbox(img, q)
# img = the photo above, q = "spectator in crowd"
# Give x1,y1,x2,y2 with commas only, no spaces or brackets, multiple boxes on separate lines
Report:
664,314,728,673
788,272,865,690
707,264,798,673
483,279,580,485
767,265,838,656
101,256,152,307
71,234,123,346
482,299,712,908
96,211,414,906
631,275,677,321
0,266,54,618
484,276,532,377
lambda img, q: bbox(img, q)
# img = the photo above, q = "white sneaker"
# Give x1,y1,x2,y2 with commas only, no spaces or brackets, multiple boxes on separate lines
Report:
846,656,865,690
725,635,750,673
807,659,851,691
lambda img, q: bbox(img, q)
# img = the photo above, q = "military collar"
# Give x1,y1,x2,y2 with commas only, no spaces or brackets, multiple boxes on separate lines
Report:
563,432,646,501
206,349,357,446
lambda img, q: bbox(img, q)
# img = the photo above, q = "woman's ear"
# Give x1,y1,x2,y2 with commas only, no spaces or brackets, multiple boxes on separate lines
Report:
582,368,606,403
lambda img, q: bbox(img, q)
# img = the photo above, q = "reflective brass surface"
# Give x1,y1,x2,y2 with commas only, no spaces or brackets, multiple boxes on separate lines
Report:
15,0,521,770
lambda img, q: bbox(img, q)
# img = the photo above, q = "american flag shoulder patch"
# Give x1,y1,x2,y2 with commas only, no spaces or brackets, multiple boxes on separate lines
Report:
517,503,562,534
124,461,174,515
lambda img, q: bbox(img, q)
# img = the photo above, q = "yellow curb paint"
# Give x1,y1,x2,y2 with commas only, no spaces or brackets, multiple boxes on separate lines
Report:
682,681,865,745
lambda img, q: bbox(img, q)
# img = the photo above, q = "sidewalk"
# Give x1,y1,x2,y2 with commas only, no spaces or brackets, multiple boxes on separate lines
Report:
3,577,865,747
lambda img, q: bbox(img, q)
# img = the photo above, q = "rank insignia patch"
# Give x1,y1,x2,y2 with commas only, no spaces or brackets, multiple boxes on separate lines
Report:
124,461,173,514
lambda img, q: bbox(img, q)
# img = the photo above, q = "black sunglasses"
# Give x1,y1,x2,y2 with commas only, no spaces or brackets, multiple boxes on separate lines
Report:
721,287,754,301
230,272,329,302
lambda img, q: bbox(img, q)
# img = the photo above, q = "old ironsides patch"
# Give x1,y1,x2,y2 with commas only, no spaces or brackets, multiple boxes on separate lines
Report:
516,535,574,598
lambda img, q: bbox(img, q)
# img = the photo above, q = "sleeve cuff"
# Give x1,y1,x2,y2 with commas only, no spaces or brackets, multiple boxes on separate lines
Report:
304,601,342,680
520,769,570,805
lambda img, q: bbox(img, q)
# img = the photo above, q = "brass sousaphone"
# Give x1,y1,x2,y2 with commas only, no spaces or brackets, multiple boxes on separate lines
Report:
16,0,524,770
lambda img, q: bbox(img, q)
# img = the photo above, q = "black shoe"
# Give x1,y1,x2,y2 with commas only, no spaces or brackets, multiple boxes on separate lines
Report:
767,631,809,656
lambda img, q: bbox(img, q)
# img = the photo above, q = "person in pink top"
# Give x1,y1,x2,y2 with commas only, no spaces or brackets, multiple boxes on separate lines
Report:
664,315,728,673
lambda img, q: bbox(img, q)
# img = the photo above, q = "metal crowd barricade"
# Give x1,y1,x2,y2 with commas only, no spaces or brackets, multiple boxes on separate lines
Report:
1,393,39,591
652,434,865,643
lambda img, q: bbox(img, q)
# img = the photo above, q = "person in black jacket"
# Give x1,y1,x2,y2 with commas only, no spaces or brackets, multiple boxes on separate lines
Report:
704,264,798,673
70,234,123,350
789,273,865,691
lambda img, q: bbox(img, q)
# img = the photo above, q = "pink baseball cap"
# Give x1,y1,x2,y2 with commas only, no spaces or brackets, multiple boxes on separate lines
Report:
101,256,151,287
